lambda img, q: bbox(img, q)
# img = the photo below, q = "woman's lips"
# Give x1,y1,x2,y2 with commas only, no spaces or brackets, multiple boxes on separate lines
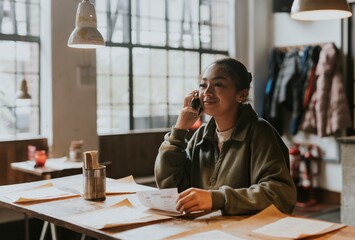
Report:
203,98,218,104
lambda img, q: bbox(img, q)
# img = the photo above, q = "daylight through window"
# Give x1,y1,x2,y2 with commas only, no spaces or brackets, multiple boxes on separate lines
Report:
96,0,229,134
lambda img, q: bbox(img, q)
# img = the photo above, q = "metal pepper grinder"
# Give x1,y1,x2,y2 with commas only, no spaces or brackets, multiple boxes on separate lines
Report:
82,150,106,201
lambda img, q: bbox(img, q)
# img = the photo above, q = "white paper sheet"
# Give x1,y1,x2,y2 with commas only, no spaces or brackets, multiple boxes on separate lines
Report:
67,205,152,229
179,230,246,240
252,216,334,239
5,185,79,203
106,175,156,194
136,188,182,216
44,157,82,170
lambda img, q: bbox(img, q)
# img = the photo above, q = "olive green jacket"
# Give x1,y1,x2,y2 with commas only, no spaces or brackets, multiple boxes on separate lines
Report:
155,104,297,215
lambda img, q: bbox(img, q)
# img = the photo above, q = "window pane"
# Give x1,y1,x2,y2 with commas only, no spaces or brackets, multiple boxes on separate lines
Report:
168,0,199,48
132,17,166,46
96,0,130,43
112,76,129,104
96,46,130,133
201,53,228,72
212,0,229,49
15,101,32,133
23,73,39,105
16,42,39,74
132,0,166,46
151,77,167,104
133,48,167,128
133,48,150,76
0,106,15,136
29,4,40,36
29,106,39,134
97,105,112,134
133,76,150,103
0,41,16,72
97,75,111,105
184,51,199,77
168,51,199,109
112,105,129,130
0,73,16,107
111,48,129,75
168,77,185,104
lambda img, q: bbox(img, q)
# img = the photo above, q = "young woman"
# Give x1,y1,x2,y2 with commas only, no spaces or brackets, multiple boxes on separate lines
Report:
155,58,296,215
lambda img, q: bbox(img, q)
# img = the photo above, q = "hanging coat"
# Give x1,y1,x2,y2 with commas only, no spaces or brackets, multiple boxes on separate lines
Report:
269,50,300,135
301,43,352,137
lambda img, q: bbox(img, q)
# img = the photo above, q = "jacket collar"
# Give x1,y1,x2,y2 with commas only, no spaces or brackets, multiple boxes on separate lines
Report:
198,104,259,144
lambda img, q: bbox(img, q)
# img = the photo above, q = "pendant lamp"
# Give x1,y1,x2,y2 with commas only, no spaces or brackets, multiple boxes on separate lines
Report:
68,0,105,49
291,0,352,21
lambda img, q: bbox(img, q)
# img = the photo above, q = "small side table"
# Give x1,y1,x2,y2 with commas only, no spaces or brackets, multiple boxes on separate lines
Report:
11,157,83,240
11,157,83,179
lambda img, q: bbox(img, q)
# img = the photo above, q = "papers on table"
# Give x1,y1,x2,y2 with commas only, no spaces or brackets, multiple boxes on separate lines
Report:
221,204,346,240
106,175,156,195
42,175,155,196
44,157,83,170
67,205,151,229
3,182,79,203
66,198,171,229
137,188,182,216
253,216,334,239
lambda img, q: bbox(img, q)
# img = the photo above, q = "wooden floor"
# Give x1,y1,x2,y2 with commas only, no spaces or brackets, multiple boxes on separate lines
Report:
293,202,340,223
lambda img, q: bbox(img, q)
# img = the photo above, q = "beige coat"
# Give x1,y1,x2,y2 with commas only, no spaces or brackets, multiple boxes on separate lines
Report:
155,104,296,215
302,43,352,136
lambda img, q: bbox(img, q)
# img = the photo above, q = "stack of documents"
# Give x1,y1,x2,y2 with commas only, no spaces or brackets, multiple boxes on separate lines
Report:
2,182,79,203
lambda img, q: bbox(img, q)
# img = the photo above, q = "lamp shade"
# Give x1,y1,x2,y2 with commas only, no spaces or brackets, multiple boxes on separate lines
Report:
17,79,31,99
68,0,105,49
291,0,352,21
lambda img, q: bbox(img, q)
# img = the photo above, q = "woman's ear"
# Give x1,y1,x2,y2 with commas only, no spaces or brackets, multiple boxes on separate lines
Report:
236,89,249,103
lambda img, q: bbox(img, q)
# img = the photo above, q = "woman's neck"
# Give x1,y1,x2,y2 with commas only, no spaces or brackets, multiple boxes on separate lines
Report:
214,109,239,132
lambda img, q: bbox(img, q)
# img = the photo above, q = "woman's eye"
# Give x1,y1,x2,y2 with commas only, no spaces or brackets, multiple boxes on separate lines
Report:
199,83,207,88
214,82,223,87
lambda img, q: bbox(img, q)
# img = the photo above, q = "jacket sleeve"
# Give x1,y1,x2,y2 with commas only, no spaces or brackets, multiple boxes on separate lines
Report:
154,127,195,192
211,120,297,215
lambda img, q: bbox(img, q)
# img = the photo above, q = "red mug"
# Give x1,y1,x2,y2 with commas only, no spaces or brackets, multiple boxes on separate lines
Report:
35,150,47,167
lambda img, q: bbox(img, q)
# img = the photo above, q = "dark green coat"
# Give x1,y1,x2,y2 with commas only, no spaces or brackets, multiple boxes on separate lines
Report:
155,104,297,215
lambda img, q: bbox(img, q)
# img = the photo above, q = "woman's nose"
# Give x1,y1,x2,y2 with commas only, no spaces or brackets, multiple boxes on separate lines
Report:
204,84,213,95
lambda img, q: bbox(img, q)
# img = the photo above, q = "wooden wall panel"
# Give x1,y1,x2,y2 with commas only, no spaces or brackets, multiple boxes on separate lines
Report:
99,130,169,180
0,138,48,185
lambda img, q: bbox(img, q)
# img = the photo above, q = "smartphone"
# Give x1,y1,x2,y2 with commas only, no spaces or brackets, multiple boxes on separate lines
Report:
191,98,203,114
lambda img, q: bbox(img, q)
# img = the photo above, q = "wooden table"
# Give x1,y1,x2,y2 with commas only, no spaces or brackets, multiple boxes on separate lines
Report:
10,159,83,240
10,158,83,180
0,175,354,240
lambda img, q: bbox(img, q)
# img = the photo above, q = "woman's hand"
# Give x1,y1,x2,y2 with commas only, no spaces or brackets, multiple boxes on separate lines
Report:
175,90,202,130
176,188,212,214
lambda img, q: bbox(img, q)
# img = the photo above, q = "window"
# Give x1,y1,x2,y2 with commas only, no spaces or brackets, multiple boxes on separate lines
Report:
96,0,229,134
0,0,40,138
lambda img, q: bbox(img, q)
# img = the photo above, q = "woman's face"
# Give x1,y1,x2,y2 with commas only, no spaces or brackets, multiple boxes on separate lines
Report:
199,64,242,118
